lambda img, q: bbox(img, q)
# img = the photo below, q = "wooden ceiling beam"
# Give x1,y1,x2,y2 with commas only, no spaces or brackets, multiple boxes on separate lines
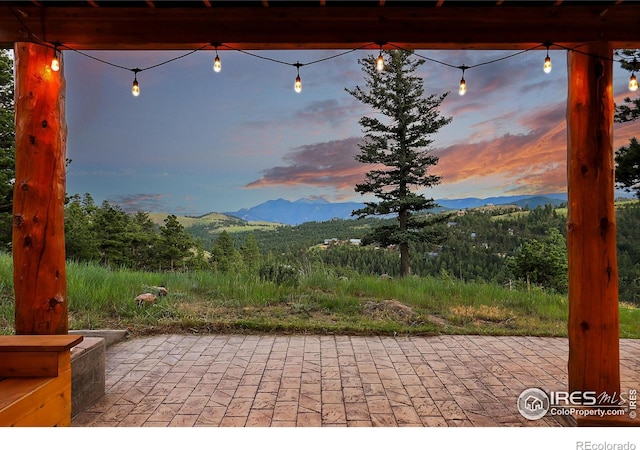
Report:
1,4,639,50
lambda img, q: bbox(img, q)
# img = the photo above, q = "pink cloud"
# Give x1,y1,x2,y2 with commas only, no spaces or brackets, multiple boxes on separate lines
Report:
245,137,366,189
109,193,169,213
246,98,637,198
434,101,568,193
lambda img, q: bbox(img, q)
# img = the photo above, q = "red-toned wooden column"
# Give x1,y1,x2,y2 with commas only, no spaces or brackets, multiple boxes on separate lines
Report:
13,42,68,335
566,42,619,398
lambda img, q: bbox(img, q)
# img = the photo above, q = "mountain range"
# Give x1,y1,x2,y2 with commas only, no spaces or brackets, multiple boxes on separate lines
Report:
225,194,568,226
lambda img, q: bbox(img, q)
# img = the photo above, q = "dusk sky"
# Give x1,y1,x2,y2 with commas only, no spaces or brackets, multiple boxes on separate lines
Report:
62,46,638,216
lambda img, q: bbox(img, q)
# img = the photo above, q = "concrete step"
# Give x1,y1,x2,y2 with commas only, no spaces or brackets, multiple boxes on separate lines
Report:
69,330,127,417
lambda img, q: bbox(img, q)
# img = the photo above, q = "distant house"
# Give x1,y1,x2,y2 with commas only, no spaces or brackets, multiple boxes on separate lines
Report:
349,239,361,245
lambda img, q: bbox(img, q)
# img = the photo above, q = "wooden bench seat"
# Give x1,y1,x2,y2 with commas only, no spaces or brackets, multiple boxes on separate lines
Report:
0,335,83,427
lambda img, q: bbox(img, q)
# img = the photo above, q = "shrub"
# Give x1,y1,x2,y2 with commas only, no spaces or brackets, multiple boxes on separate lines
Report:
259,263,299,286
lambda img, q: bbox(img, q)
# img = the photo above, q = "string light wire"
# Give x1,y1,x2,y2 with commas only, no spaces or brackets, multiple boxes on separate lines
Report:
5,7,638,95
46,42,640,95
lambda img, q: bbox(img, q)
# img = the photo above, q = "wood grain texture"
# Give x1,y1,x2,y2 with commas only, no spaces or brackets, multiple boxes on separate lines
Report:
12,42,68,335
0,370,72,426
566,42,620,397
0,335,83,352
1,4,639,50
0,342,75,426
0,352,58,377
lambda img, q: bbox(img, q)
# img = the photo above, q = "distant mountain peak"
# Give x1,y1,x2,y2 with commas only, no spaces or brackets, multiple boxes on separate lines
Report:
294,197,330,204
224,193,567,226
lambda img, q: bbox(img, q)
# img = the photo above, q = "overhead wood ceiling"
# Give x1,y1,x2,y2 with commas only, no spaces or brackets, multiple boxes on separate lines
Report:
0,1,639,51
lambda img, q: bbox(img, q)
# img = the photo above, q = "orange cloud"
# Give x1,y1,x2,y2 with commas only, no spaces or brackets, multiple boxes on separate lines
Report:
247,100,637,198
435,101,567,192
245,137,366,189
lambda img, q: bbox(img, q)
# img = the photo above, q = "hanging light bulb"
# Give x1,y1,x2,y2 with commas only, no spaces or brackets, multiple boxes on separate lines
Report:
132,70,140,97
294,62,302,93
543,45,552,74
543,55,552,74
376,52,384,72
213,45,221,73
458,66,467,96
294,75,302,93
630,73,638,92
51,44,60,72
376,44,385,72
459,77,466,96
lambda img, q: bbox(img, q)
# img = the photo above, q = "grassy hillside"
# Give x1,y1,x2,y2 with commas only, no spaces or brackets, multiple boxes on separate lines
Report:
148,212,240,227
148,212,283,232
554,198,638,218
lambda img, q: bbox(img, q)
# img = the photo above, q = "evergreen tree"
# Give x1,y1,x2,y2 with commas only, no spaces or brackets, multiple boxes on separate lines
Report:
127,211,158,270
240,234,261,270
346,50,452,276
64,194,99,261
507,228,568,293
0,50,14,250
614,50,639,199
615,137,640,199
157,214,193,271
614,49,640,123
92,201,132,267
212,230,240,272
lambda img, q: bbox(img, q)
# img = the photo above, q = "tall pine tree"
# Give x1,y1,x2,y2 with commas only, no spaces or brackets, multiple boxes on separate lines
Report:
346,50,452,276
157,214,193,271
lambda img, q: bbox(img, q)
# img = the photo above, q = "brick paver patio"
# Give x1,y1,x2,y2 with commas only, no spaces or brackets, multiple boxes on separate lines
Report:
72,335,640,427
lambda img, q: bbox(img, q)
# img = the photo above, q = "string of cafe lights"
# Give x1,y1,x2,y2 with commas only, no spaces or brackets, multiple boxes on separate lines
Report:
9,4,637,96
30,35,640,97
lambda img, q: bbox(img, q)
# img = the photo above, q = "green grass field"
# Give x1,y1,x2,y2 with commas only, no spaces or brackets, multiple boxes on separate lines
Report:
1,253,638,338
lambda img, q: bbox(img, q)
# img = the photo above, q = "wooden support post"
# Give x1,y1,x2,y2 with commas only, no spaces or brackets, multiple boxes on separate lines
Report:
566,43,620,398
13,42,68,335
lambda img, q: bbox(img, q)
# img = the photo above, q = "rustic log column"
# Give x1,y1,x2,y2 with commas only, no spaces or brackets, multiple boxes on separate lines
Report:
13,42,68,335
566,43,619,397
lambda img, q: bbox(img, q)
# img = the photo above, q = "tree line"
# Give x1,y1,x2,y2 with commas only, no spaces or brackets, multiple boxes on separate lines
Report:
63,193,260,274
58,191,640,303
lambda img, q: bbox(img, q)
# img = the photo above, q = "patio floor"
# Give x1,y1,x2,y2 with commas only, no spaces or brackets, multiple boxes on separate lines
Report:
71,334,640,427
